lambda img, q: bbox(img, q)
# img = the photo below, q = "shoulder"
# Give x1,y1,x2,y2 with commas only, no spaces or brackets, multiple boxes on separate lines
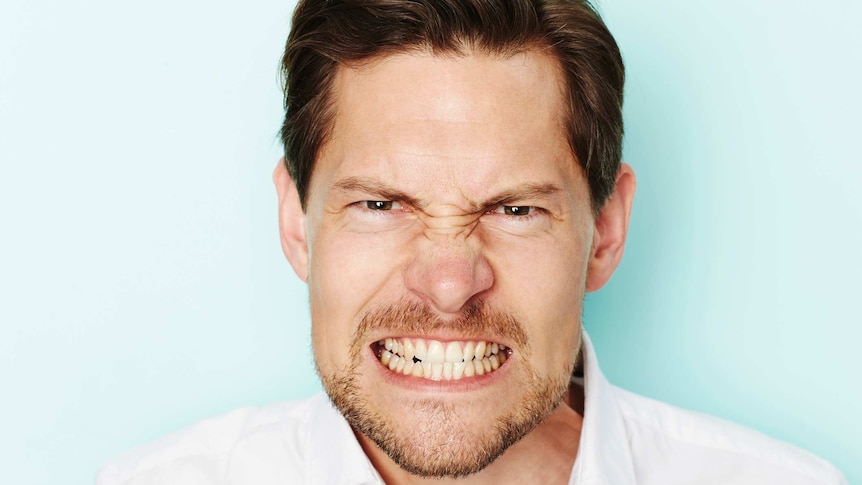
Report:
96,394,330,485
611,386,847,485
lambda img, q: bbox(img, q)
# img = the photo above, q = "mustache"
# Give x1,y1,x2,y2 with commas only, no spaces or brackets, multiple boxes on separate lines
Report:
353,300,529,350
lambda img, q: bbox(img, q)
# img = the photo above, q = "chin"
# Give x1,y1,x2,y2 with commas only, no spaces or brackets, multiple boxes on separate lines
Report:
321,355,569,478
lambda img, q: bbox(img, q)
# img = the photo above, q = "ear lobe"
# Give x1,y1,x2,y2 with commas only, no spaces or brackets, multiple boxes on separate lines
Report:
273,158,309,282
585,163,636,292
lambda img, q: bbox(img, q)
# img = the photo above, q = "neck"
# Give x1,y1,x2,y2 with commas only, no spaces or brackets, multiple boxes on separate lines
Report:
360,384,584,485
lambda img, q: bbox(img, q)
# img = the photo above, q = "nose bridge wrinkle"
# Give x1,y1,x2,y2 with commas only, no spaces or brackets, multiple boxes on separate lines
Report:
416,210,482,241
405,216,494,313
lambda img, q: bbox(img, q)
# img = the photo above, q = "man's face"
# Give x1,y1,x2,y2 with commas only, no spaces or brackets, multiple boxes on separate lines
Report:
291,50,601,477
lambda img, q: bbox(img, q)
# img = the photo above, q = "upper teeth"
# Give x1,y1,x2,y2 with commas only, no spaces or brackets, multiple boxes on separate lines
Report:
376,337,508,381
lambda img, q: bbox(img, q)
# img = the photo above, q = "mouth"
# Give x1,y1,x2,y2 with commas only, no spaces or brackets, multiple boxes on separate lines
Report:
373,337,510,381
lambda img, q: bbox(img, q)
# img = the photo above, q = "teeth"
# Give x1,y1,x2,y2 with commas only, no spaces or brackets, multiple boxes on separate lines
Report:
462,341,475,362
426,341,445,364
453,362,465,379
473,359,485,376
402,339,415,361
445,342,463,363
414,339,428,361
377,337,508,381
431,363,443,381
474,341,486,361
464,361,475,377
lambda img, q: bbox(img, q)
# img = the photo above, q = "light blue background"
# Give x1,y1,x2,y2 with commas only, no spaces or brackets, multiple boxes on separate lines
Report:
1,0,858,483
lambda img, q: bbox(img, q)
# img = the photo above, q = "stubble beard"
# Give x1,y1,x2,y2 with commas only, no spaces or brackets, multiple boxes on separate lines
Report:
318,301,576,479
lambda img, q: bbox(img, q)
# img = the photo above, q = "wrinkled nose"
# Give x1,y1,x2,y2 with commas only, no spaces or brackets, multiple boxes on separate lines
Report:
403,237,494,314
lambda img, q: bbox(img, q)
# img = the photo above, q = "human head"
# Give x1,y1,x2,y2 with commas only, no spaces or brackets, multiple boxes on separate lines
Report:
274,0,634,480
280,0,625,213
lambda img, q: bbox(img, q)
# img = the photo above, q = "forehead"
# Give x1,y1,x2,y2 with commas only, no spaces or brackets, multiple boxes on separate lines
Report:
312,49,583,206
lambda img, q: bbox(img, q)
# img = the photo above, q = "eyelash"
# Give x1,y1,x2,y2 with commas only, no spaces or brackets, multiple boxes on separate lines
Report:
358,200,541,221
360,200,405,211
488,205,536,217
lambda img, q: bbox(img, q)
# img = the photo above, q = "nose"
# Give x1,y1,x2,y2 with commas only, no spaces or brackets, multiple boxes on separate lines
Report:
403,235,494,314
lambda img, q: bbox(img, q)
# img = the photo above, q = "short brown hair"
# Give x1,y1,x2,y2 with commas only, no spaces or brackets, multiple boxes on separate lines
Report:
280,0,624,212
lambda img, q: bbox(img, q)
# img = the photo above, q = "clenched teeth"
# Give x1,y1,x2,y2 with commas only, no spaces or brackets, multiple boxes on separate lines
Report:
375,337,509,381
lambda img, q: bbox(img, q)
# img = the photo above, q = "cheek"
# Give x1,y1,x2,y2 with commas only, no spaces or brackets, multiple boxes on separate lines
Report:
487,232,587,371
308,227,410,371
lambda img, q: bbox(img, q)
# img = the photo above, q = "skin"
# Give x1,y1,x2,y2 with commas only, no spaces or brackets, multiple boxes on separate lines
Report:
274,49,636,484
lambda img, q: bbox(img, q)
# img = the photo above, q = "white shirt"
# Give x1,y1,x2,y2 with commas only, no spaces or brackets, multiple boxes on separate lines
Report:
97,334,847,484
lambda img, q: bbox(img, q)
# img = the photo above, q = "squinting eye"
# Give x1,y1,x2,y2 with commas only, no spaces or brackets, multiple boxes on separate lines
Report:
365,201,400,210
499,205,533,216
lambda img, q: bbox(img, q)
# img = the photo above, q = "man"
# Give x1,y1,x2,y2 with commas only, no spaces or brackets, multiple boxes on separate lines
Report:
98,0,847,483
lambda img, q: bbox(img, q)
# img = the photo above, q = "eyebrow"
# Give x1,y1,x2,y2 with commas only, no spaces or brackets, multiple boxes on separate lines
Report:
331,177,423,208
330,176,563,212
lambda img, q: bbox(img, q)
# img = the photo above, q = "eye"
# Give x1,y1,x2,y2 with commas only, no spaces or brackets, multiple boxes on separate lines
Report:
492,205,534,216
363,200,403,211
483,204,550,234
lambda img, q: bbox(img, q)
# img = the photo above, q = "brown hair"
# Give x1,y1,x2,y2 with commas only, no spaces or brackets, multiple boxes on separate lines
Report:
280,0,624,212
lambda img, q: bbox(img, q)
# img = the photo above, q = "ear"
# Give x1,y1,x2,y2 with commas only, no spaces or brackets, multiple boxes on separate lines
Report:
585,163,636,292
273,158,309,282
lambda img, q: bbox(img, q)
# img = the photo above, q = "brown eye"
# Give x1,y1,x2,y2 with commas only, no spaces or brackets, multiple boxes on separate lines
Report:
366,201,394,210
502,206,532,216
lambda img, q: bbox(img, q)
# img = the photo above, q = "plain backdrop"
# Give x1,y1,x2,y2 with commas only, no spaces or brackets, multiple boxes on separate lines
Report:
1,0,859,483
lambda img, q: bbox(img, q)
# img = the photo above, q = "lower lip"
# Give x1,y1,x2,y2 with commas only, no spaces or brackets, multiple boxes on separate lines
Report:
366,345,512,392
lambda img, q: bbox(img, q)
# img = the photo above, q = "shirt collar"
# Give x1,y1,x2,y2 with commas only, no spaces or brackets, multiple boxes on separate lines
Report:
572,331,637,485
305,331,637,485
